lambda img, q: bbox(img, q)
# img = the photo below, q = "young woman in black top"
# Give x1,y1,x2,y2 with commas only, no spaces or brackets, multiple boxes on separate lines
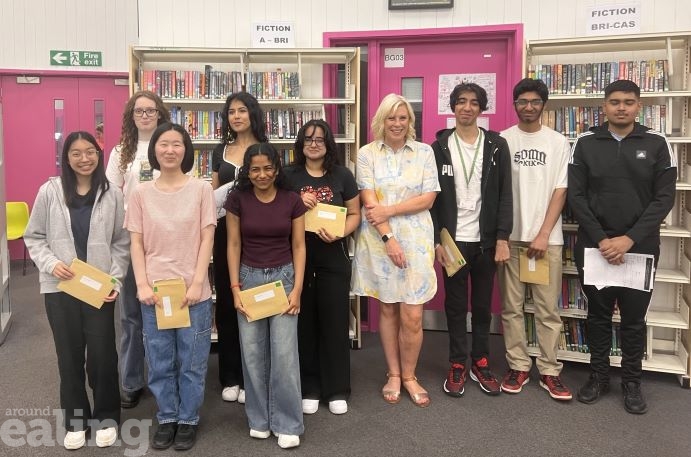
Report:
211,92,267,404
283,119,361,415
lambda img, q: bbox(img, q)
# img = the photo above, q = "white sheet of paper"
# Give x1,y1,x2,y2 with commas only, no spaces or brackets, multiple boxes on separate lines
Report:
162,296,173,317
583,248,655,292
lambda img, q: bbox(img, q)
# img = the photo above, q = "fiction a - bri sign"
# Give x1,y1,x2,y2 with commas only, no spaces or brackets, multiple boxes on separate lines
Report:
585,2,641,36
252,22,295,48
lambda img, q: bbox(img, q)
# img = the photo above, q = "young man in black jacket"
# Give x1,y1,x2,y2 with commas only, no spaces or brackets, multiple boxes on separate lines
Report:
568,79,676,414
431,82,512,397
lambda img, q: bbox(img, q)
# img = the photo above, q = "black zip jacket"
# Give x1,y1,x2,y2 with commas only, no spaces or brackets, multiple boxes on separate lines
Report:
430,127,513,249
567,122,677,251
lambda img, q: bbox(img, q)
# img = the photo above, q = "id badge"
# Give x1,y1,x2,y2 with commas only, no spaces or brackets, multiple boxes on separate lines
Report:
459,197,476,211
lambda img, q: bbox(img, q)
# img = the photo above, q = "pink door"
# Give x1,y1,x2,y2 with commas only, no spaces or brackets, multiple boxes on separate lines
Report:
2,75,128,259
371,39,513,328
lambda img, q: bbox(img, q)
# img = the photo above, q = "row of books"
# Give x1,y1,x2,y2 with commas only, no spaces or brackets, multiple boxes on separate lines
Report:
563,233,577,268
542,105,667,138
266,108,323,140
527,59,669,95
168,107,324,141
191,147,297,178
170,108,223,140
246,71,300,100
139,69,244,100
524,278,587,311
525,315,628,357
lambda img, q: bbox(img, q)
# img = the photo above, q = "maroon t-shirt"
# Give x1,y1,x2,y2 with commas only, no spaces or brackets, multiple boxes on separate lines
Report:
225,188,307,268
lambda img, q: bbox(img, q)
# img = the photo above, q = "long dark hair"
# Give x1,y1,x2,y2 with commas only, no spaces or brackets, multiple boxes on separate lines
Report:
220,92,268,145
233,143,286,192
293,119,340,173
61,131,110,206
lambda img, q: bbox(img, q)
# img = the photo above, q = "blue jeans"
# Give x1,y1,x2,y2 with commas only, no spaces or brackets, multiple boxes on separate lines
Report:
141,298,212,425
238,263,304,436
119,263,146,392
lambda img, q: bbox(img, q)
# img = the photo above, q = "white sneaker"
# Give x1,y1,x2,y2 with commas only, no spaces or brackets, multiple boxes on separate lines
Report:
238,389,246,404
302,399,319,414
96,427,118,447
222,385,240,402
64,430,86,450
249,429,270,439
275,433,300,449
328,400,348,415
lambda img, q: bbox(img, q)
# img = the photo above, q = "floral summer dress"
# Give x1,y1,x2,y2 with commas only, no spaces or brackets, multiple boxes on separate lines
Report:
351,140,440,304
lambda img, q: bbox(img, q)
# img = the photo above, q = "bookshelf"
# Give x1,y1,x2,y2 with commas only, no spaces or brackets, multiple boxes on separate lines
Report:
526,32,691,386
129,46,362,349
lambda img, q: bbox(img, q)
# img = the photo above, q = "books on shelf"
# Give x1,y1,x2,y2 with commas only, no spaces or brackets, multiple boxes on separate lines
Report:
266,108,322,140
247,71,300,100
140,68,243,99
527,59,669,95
170,107,223,140
542,105,666,138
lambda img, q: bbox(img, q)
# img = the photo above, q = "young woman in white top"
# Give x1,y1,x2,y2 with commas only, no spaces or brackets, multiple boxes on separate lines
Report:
105,91,170,408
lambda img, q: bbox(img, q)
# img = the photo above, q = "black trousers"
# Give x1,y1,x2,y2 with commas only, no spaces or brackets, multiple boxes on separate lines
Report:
575,241,655,383
213,217,244,388
298,236,351,401
44,292,120,431
443,242,496,364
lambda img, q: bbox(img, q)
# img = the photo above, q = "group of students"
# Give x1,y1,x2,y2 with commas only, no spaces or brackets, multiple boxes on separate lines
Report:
22,75,674,451
24,89,359,451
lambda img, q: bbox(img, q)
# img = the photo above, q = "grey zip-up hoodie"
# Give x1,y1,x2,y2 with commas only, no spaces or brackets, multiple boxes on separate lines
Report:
24,177,130,294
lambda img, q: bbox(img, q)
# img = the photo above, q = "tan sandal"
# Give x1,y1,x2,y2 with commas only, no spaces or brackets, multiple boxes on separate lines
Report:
403,376,430,408
382,372,401,404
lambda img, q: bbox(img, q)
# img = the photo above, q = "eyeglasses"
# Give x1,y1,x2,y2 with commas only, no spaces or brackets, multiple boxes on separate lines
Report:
305,137,325,146
514,99,544,108
133,108,159,118
69,149,98,159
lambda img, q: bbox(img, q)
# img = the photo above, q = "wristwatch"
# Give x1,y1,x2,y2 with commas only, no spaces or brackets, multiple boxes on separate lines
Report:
381,232,395,242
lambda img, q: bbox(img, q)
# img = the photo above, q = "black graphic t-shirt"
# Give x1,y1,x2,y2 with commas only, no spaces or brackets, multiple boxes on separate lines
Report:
283,164,358,207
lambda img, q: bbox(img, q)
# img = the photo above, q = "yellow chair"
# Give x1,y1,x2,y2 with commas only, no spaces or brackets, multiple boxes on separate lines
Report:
6,202,30,275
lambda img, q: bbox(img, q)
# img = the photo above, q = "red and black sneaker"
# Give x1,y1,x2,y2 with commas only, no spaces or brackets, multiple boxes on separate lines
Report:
540,375,573,401
469,357,501,395
501,369,530,394
443,363,467,397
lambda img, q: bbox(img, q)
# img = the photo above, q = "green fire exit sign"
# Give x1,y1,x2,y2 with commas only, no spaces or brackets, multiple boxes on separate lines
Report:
50,50,102,67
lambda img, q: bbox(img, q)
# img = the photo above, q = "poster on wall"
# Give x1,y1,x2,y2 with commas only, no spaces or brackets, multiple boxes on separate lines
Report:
438,73,496,115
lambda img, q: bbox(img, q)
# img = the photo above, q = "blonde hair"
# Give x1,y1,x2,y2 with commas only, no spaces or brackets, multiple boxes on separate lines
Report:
370,93,416,142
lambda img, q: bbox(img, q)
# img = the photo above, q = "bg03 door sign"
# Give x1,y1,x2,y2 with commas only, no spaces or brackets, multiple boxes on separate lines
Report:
384,48,405,68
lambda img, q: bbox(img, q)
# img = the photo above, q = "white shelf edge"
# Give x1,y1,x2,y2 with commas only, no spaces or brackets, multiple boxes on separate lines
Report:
527,347,687,374
163,97,356,105
562,223,690,237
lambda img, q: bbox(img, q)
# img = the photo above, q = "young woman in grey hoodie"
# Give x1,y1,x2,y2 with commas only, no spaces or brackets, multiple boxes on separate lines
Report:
25,131,130,450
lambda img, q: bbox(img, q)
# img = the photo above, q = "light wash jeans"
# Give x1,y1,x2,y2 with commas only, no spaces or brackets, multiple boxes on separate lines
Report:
238,263,304,436
119,263,146,392
141,298,212,425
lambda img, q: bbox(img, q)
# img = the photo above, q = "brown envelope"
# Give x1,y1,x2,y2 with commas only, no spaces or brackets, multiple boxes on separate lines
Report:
440,228,467,277
57,258,117,309
239,280,290,322
519,247,550,285
153,278,191,329
304,203,347,238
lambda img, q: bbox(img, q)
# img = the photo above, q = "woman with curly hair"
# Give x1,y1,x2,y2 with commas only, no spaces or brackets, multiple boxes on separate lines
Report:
105,90,170,409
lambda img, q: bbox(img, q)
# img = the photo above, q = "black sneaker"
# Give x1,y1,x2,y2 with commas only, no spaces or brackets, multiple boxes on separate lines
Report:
120,389,143,409
152,423,177,450
469,357,501,395
443,363,467,397
576,372,610,404
173,424,198,451
621,381,648,414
